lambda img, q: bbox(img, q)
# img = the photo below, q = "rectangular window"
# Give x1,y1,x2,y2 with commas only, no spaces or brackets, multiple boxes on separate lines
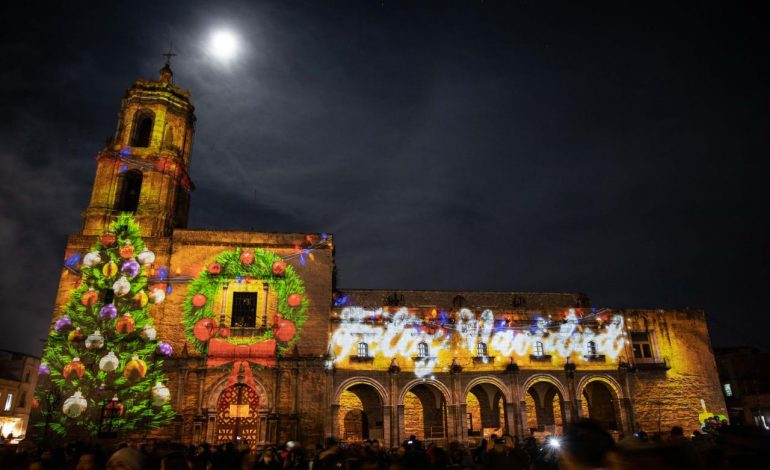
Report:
534,342,544,356
723,383,733,397
19,391,26,408
231,292,257,328
3,393,12,412
631,332,653,359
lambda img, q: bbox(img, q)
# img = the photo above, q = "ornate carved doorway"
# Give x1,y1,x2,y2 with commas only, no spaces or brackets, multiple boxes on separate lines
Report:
216,384,260,446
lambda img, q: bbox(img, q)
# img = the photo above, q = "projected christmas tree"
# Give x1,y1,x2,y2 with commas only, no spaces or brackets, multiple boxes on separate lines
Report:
37,214,174,437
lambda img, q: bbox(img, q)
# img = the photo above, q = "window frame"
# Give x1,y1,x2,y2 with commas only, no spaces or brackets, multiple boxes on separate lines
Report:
357,342,369,358
230,291,258,328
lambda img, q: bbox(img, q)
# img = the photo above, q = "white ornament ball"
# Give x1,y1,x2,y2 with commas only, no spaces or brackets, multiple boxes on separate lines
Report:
63,391,88,418
99,351,120,372
113,276,131,297
151,381,170,406
141,325,157,341
150,288,166,304
137,248,156,266
85,330,105,350
83,252,101,268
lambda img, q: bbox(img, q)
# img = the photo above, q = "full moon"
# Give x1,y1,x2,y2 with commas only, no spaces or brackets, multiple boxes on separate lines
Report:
209,30,238,61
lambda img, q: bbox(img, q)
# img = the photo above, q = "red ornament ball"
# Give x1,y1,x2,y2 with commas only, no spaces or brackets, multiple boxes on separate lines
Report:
116,314,135,334
119,243,135,259
272,261,286,277
192,293,207,308
273,316,297,342
193,318,216,342
101,232,116,247
63,358,86,380
81,289,99,307
240,250,255,265
208,262,222,275
287,293,303,308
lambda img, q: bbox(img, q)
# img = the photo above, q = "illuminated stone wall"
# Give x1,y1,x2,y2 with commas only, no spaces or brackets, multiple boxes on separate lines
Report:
624,310,727,434
403,392,424,440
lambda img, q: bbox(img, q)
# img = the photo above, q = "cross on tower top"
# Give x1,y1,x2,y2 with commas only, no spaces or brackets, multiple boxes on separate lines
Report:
162,44,177,67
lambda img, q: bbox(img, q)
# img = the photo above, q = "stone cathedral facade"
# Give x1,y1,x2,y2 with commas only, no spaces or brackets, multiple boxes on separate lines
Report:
34,66,727,447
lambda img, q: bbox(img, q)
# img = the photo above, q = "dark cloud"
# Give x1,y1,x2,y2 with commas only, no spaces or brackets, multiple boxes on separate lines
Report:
2,0,770,355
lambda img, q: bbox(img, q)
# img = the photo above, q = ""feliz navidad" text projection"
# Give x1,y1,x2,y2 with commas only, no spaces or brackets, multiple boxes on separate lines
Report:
329,308,626,376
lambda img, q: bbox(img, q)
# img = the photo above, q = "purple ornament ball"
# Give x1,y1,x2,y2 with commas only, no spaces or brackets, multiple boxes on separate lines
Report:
54,316,72,333
121,259,140,278
157,341,173,356
99,303,118,320
38,363,50,375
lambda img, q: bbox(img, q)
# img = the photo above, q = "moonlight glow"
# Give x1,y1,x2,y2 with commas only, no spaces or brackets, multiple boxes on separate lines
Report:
209,30,239,61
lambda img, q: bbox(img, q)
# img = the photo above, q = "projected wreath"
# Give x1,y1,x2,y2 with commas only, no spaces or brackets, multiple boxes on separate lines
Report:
182,248,308,366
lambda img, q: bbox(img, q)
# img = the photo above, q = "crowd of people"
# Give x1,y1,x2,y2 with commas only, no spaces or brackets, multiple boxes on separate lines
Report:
0,419,768,470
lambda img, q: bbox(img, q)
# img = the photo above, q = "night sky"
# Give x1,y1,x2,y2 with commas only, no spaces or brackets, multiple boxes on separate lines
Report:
2,1,769,356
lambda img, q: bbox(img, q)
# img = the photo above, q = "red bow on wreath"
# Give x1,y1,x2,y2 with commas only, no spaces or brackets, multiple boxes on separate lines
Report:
207,338,277,390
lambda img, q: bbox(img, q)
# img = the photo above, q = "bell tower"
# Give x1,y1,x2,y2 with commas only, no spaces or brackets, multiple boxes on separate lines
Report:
81,62,196,238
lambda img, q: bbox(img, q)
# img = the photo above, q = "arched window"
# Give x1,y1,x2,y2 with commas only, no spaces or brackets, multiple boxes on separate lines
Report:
534,341,544,357
131,110,154,147
586,341,597,356
417,342,429,358
477,342,488,357
115,170,142,212
357,342,369,358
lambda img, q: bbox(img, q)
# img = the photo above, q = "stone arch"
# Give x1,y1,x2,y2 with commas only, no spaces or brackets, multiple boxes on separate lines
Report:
205,373,270,411
463,376,513,404
130,109,155,147
576,375,625,432
464,376,510,437
576,374,624,400
522,374,568,435
334,376,390,407
400,378,451,441
398,378,453,406
521,374,568,399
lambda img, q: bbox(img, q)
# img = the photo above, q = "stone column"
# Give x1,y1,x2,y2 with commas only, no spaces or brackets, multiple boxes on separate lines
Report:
619,370,636,433
330,404,340,439
508,369,522,438
619,398,634,434
324,368,335,438
564,369,578,423
396,404,405,445
504,402,516,436
519,400,529,436
458,402,468,443
383,405,393,448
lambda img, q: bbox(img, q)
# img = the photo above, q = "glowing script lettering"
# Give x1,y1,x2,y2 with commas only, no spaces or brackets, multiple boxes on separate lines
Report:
329,308,626,376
